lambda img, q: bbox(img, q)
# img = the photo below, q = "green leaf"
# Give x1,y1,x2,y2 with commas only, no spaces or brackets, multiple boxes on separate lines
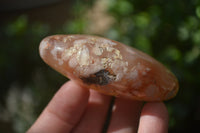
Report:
6,15,28,36
164,46,181,61
192,30,200,45
185,46,200,64
134,13,150,29
196,6,200,18
134,35,152,54
178,26,189,41
117,0,133,15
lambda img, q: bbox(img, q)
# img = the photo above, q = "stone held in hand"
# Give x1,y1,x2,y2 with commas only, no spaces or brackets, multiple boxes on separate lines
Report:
39,34,179,101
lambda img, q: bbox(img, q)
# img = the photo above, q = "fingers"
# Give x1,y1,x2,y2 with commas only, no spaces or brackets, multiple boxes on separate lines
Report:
27,81,90,133
107,98,143,133
138,102,169,133
27,80,169,133
72,90,112,133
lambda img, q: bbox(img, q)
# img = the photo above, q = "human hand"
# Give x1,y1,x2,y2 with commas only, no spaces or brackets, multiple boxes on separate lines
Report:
27,81,168,133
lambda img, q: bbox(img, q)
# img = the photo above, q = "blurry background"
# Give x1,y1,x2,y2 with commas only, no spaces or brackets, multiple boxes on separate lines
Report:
0,0,200,132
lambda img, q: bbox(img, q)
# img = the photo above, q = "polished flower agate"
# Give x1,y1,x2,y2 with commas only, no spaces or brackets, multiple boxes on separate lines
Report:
39,35,179,101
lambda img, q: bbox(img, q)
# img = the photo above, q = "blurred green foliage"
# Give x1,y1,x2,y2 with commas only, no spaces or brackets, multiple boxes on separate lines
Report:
0,0,200,132
0,13,66,133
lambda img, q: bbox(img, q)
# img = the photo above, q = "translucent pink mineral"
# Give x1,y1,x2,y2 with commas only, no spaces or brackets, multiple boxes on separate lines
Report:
39,35,179,101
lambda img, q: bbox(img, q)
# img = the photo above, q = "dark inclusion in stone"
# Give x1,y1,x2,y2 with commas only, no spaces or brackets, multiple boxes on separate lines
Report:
81,69,116,85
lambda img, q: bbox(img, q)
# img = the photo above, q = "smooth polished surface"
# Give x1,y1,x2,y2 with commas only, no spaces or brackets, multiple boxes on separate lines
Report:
39,34,179,101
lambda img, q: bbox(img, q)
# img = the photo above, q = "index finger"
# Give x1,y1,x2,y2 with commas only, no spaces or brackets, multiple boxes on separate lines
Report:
27,80,90,133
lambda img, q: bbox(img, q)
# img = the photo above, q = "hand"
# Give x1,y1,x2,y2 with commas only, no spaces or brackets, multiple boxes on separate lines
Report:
27,81,168,133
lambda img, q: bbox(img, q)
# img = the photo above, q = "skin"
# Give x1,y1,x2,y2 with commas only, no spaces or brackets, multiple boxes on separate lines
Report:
27,80,168,133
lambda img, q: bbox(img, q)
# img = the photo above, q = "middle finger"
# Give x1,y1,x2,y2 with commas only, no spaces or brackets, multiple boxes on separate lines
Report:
72,90,112,133
107,98,143,133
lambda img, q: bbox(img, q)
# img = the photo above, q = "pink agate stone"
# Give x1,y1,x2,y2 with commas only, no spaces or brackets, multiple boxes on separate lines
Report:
39,35,179,101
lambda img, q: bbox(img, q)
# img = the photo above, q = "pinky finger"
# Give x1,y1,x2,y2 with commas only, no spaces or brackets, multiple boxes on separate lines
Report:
138,102,169,133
